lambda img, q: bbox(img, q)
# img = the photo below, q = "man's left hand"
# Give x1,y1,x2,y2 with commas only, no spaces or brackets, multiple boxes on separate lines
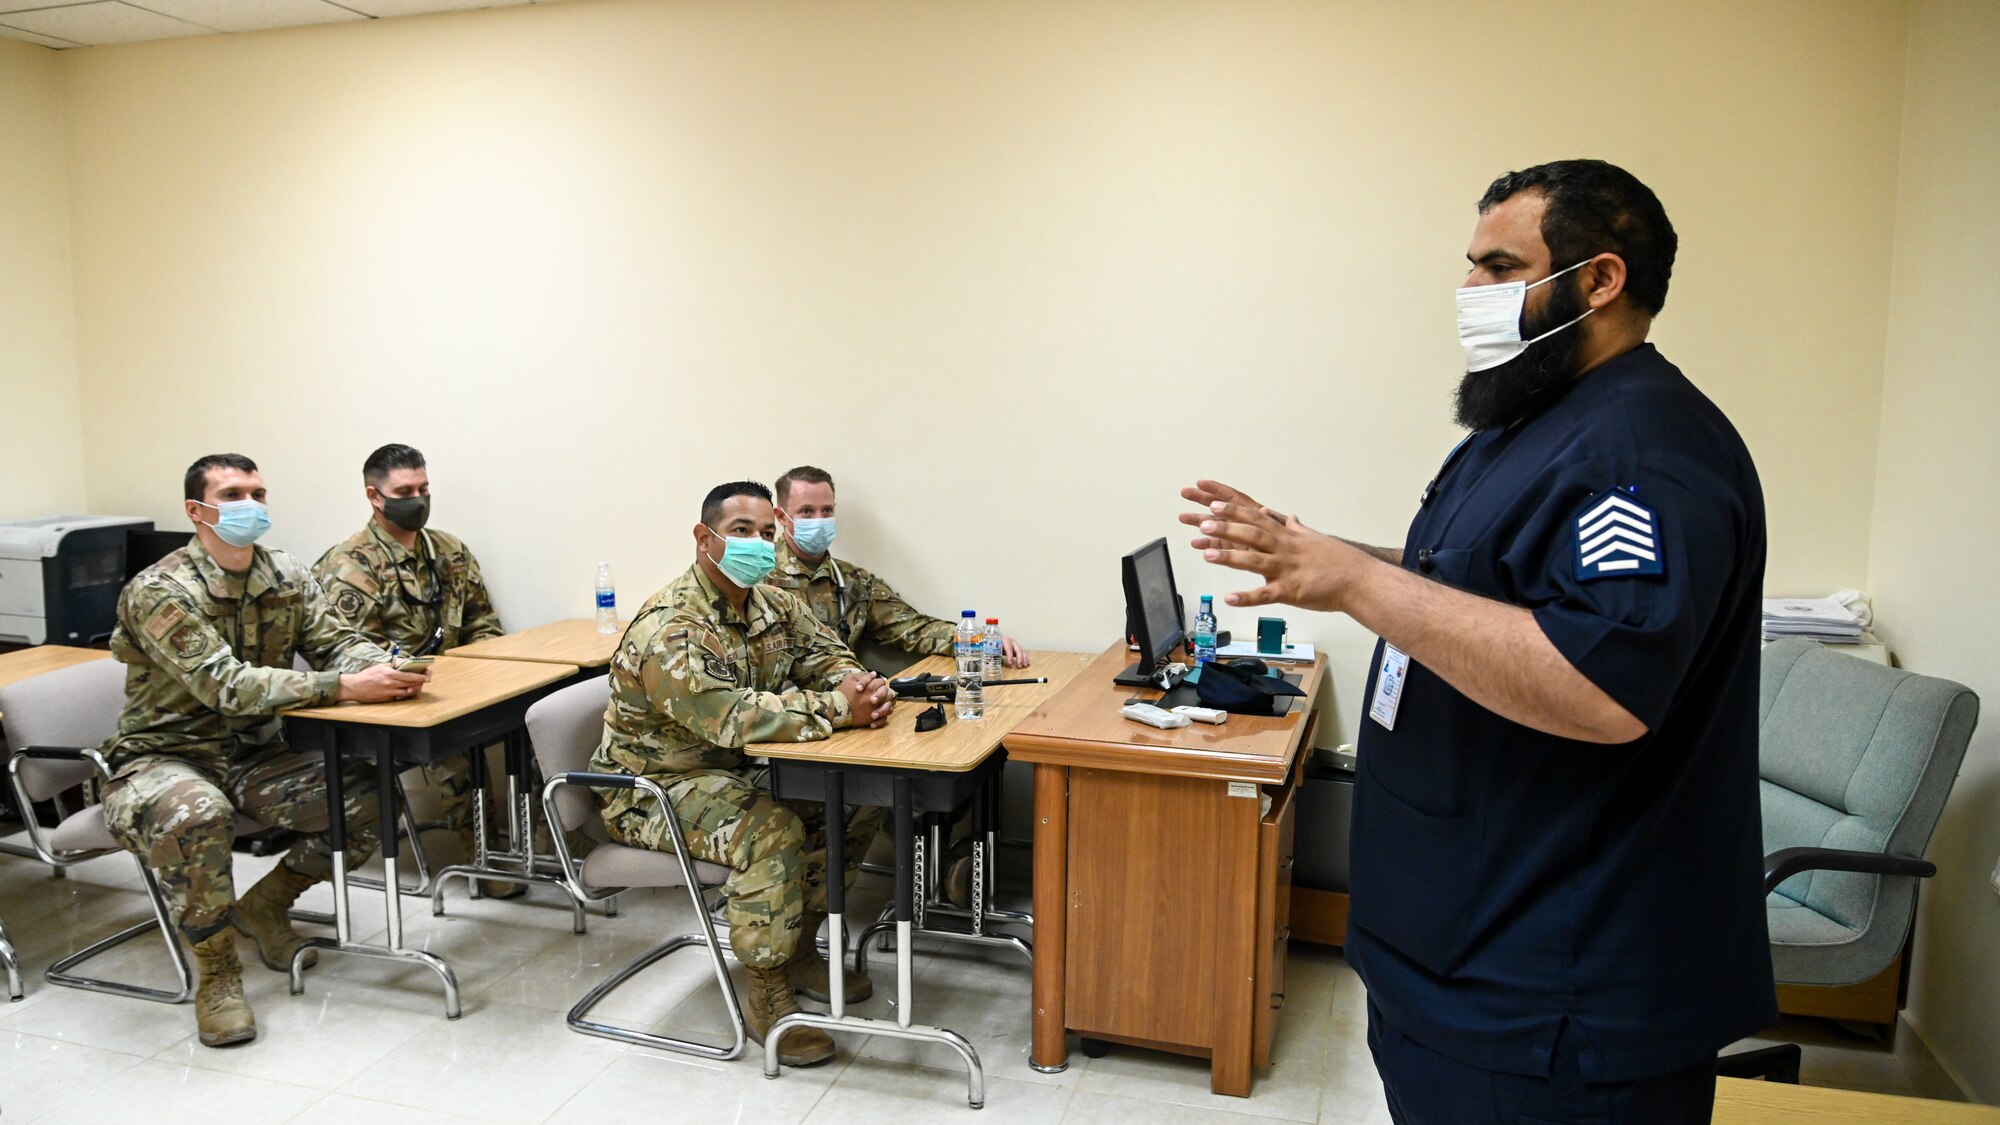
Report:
1001,635,1031,668
1179,479,1371,611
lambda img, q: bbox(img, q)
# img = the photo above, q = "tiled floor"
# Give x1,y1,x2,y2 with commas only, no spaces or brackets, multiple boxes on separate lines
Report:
0,836,1971,1123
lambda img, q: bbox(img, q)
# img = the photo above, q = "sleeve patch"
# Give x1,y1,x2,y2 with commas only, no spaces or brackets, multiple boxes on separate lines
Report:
332,586,367,620
1574,487,1665,581
144,599,188,641
169,621,207,660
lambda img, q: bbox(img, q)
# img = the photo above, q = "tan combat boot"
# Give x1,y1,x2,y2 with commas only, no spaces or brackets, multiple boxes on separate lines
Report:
191,930,257,1047
744,964,835,1067
787,911,873,1004
456,827,525,900
233,864,319,971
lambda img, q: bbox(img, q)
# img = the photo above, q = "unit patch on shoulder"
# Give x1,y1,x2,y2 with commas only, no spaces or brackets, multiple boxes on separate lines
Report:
144,599,188,641
1573,487,1665,581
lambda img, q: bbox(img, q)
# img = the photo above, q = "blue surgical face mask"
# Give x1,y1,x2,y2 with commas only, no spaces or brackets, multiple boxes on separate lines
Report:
705,528,777,588
192,498,272,548
790,516,836,557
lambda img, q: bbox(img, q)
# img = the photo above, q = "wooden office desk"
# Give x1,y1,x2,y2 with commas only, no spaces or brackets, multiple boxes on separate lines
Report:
1713,1077,2000,1123
446,618,625,669
1006,642,1326,1097
0,646,112,720
284,656,578,1017
748,649,1089,1107
755,650,1093,771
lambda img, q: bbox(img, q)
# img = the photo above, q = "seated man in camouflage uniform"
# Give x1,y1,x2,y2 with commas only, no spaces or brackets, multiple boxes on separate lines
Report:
101,453,431,1048
769,465,1028,904
313,442,518,898
591,480,897,1068
768,465,1030,667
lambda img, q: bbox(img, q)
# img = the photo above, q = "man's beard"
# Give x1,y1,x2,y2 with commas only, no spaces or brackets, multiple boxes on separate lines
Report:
1453,276,1588,431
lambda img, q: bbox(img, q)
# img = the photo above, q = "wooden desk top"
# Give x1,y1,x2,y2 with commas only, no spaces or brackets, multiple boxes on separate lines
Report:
1004,642,1325,785
0,646,113,693
750,650,1094,772
285,655,577,729
446,618,625,669
1713,1077,2000,1123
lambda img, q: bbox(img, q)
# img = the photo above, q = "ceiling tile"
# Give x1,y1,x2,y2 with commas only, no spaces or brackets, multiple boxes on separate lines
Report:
133,0,363,33
0,21,82,47
0,1,76,12
0,1,210,45
339,0,528,17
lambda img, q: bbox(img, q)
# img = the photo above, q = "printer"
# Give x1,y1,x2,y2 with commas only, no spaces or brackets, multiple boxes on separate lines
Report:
0,515,154,646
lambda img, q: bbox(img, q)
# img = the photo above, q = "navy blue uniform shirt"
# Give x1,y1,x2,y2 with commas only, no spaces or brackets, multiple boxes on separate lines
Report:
1347,343,1777,1084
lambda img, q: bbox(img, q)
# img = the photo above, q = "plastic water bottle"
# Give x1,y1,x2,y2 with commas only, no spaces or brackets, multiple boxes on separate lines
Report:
954,610,985,720
982,617,1003,681
595,561,617,634
1194,594,1217,666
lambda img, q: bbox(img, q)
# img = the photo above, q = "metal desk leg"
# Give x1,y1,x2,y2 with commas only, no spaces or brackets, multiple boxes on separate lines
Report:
291,727,460,1018
764,772,984,1109
856,774,1032,971
429,732,586,932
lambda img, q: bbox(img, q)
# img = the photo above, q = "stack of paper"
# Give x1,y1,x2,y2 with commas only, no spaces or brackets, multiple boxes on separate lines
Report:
1762,597,1865,642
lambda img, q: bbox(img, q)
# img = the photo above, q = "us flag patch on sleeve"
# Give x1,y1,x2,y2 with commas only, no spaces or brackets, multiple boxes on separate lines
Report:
1574,487,1664,581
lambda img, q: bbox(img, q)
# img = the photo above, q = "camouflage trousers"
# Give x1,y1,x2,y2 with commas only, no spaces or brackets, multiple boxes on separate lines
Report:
102,747,382,941
416,755,482,836
604,768,885,969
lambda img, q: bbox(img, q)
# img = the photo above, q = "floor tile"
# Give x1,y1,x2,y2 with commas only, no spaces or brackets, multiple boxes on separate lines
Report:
1064,1090,1282,1124
287,1093,487,1124
808,1056,1072,1122
334,999,626,1124
30,1058,322,1124
0,1029,146,1119
545,1046,838,1125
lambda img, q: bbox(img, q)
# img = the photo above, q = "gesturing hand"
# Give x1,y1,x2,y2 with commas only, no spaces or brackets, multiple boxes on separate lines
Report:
1177,479,1370,612
339,663,431,704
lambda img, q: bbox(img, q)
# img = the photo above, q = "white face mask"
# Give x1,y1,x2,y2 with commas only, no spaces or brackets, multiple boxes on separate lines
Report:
1455,258,1595,373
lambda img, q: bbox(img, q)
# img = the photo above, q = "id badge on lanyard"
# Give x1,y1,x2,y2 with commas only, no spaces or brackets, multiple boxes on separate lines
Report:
1369,645,1410,730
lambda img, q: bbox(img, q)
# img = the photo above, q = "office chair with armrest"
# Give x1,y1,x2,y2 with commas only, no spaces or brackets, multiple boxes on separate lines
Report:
1,913,21,1000
1718,638,1978,1082
528,676,746,1060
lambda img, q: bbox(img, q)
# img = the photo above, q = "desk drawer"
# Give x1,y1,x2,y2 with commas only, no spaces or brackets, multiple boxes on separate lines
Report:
1254,773,1299,1067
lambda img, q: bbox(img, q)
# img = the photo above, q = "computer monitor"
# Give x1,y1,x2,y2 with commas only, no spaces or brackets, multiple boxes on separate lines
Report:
1115,537,1186,687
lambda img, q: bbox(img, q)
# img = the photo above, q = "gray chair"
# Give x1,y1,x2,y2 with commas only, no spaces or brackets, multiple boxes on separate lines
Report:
0,657,194,1003
0,657,334,1005
530,677,745,1060
1720,638,1979,1081
1,913,21,1000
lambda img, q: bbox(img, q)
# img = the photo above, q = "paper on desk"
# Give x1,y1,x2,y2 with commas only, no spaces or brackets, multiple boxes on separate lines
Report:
1216,640,1316,663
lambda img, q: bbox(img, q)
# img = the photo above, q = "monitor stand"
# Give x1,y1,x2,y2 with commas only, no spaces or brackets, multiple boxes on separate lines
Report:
1113,661,1183,689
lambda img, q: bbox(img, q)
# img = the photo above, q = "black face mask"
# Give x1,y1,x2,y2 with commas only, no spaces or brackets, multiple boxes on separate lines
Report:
380,494,431,533
1453,268,1591,431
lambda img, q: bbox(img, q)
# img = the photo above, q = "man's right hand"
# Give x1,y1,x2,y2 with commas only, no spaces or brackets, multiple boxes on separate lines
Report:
837,671,896,729
337,663,432,704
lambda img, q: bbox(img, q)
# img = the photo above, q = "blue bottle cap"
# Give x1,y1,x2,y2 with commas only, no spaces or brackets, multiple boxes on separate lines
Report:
962,609,976,617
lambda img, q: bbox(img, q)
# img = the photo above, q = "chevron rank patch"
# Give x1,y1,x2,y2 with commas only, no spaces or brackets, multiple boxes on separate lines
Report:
1574,487,1664,581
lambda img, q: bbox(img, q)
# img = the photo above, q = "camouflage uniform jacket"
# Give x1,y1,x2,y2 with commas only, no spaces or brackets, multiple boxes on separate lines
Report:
102,539,394,774
590,564,865,822
312,521,503,654
767,537,955,657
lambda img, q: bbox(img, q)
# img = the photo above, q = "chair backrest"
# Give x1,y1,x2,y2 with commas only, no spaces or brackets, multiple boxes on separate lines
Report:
0,657,129,802
1759,638,1980,931
525,676,614,832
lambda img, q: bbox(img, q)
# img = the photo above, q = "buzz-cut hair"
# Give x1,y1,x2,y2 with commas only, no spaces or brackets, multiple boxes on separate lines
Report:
774,465,835,506
363,444,426,489
702,481,774,527
183,453,259,502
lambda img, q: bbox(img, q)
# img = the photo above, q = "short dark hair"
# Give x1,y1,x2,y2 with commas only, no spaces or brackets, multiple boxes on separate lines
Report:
701,481,773,527
363,443,426,489
774,466,835,506
183,453,259,502
1478,159,1677,316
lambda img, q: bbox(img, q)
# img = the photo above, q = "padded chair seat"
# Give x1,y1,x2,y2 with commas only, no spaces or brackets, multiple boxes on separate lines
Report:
1766,891,1863,948
48,806,276,855
581,842,729,891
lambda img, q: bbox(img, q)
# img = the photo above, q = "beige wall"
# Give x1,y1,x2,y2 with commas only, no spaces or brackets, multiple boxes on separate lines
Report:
55,0,1906,746
0,39,85,520
1869,0,2000,1104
